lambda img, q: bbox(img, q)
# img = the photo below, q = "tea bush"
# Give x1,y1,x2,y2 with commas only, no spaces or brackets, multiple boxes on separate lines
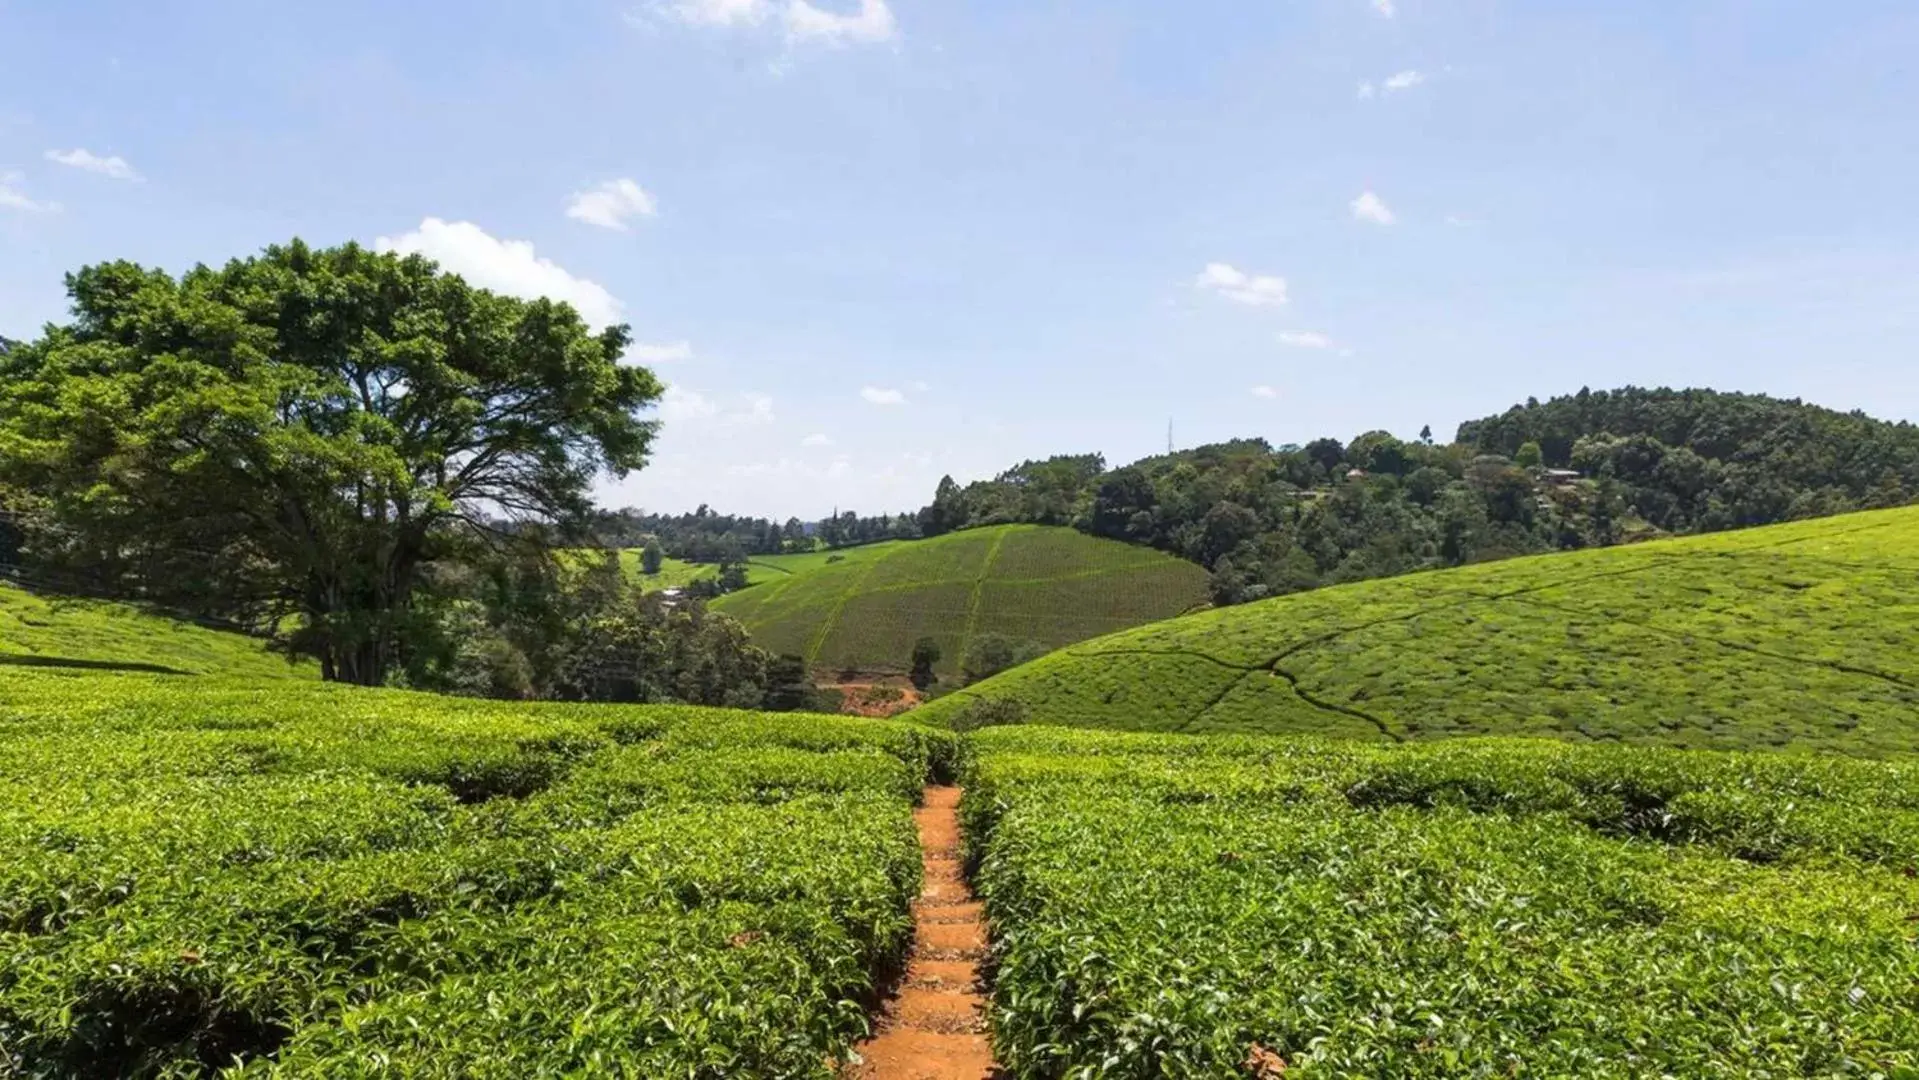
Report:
964,726,1919,1078
0,670,951,1077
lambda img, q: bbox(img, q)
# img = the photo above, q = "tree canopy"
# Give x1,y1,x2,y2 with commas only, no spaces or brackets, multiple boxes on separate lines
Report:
0,240,662,683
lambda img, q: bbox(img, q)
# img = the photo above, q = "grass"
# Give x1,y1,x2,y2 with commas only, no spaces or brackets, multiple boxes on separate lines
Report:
0,581,312,679
962,725,1919,1077
0,669,951,1076
918,506,1919,756
710,526,1210,678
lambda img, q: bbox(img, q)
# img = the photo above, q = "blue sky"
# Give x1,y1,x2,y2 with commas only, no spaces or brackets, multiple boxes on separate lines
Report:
3,0,1917,519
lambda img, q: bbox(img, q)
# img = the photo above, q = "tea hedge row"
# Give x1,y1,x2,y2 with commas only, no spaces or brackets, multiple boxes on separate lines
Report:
0,670,952,1078
962,727,1919,1078
921,506,1919,756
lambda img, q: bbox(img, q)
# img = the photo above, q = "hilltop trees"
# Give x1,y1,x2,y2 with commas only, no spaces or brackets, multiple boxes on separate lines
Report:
915,387,1919,609
0,240,662,684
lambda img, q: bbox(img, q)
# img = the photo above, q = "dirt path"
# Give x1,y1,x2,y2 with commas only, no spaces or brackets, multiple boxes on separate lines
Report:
846,786,999,1080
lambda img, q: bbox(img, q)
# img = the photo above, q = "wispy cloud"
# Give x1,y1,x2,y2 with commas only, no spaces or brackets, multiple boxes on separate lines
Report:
565,178,657,230
786,0,896,44
1277,331,1335,349
44,148,142,181
801,432,835,447
1371,0,1396,17
375,218,624,329
861,385,906,406
1350,191,1397,226
1251,385,1280,399
660,385,718,420
0,171,58,213
626,340,694,364
1195,263,1289,307
1360,70,1425,99
653,0,898,45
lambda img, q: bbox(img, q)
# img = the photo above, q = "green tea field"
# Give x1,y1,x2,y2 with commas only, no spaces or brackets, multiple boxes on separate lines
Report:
0,670,950,1076
962,726,1919,1076
711,525,1211,678
919,506,1919,756
0,581,311,680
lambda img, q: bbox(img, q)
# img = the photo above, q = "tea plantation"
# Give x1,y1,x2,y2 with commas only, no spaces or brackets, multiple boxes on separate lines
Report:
0,670,951,1077
920,506,1919,756
0,581,311,680
712,525,1210,678
961,726,1919,1078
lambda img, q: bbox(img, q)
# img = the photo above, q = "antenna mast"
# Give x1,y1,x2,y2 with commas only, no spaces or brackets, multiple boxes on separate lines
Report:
1167,418,1174,455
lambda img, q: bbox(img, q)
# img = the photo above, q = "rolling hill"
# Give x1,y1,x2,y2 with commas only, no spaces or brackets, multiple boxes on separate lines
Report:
917,506,1919,756
710,524,1211,678
0,580,312,678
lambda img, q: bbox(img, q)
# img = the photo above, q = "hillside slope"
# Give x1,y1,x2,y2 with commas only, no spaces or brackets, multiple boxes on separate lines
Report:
712,525,1210,678
0,580,311,678
917,507,1919,755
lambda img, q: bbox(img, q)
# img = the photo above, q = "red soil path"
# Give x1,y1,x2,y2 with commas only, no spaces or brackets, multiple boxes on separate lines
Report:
845,786,999,1080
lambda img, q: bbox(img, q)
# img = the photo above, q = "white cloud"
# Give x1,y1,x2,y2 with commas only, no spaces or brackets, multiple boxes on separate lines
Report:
1277,331,1335,349
1195,263,1289,307
1350,191,1397,226
729,393,776,425
627,340,694,364
1357,81,1377,100
785,0,897,45
44,148,141,181
861,385,906,406
0,172,58,213
801,432,835,447
1372,0,1397,17
565,178,657,231
1384,70,1424,92
375,218,624,329
660,386,718,421
1251,385,1280,399
1445,214,1483,227
663,0,770,27
656,0,897,45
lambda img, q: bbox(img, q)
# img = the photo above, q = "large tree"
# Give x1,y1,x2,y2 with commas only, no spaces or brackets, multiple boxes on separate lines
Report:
0,240,662,684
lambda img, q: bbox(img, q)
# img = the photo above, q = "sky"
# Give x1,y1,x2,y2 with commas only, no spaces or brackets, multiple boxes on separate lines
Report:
3,0,1918,520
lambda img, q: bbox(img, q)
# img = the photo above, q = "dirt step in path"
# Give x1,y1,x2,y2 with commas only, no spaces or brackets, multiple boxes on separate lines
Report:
846,786,1000,1080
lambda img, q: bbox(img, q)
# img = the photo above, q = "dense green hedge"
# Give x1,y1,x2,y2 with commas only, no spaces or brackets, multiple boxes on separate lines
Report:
963,727,1919,1078
0,671,951,1077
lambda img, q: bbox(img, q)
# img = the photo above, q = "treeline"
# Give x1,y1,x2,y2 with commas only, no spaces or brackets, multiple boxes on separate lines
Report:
915,388,1919,605
588,505,921,563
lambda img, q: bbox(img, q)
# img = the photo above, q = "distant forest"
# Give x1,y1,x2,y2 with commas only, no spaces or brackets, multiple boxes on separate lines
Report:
621,388,1919,607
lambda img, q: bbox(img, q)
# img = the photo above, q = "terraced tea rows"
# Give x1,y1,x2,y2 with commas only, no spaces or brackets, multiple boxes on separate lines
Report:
0,581,310,679
713,525,1209,678
921,507,1919,756
962,726,1919,1077
0,671,950,1077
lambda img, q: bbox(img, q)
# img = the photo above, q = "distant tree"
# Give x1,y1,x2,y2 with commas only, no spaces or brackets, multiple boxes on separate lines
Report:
1304,437,1346,474
909,637,941,692
0,241,662,684
1419,424,1434,444
920,476,968,537
1515,440,1545,469
717,559,750,593
961,633,1046,685
761,653,816,712
640,541,665,575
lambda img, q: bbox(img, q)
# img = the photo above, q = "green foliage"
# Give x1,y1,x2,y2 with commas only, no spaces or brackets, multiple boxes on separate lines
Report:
909,636,940,692
0,581,312,679
711,525,1208,680
639,541,664,576
919,507,1919,756
1514,439,1544,468
959,633,1046,685
0,241,663,685
0,670,951,1076
963,726,1919,1077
